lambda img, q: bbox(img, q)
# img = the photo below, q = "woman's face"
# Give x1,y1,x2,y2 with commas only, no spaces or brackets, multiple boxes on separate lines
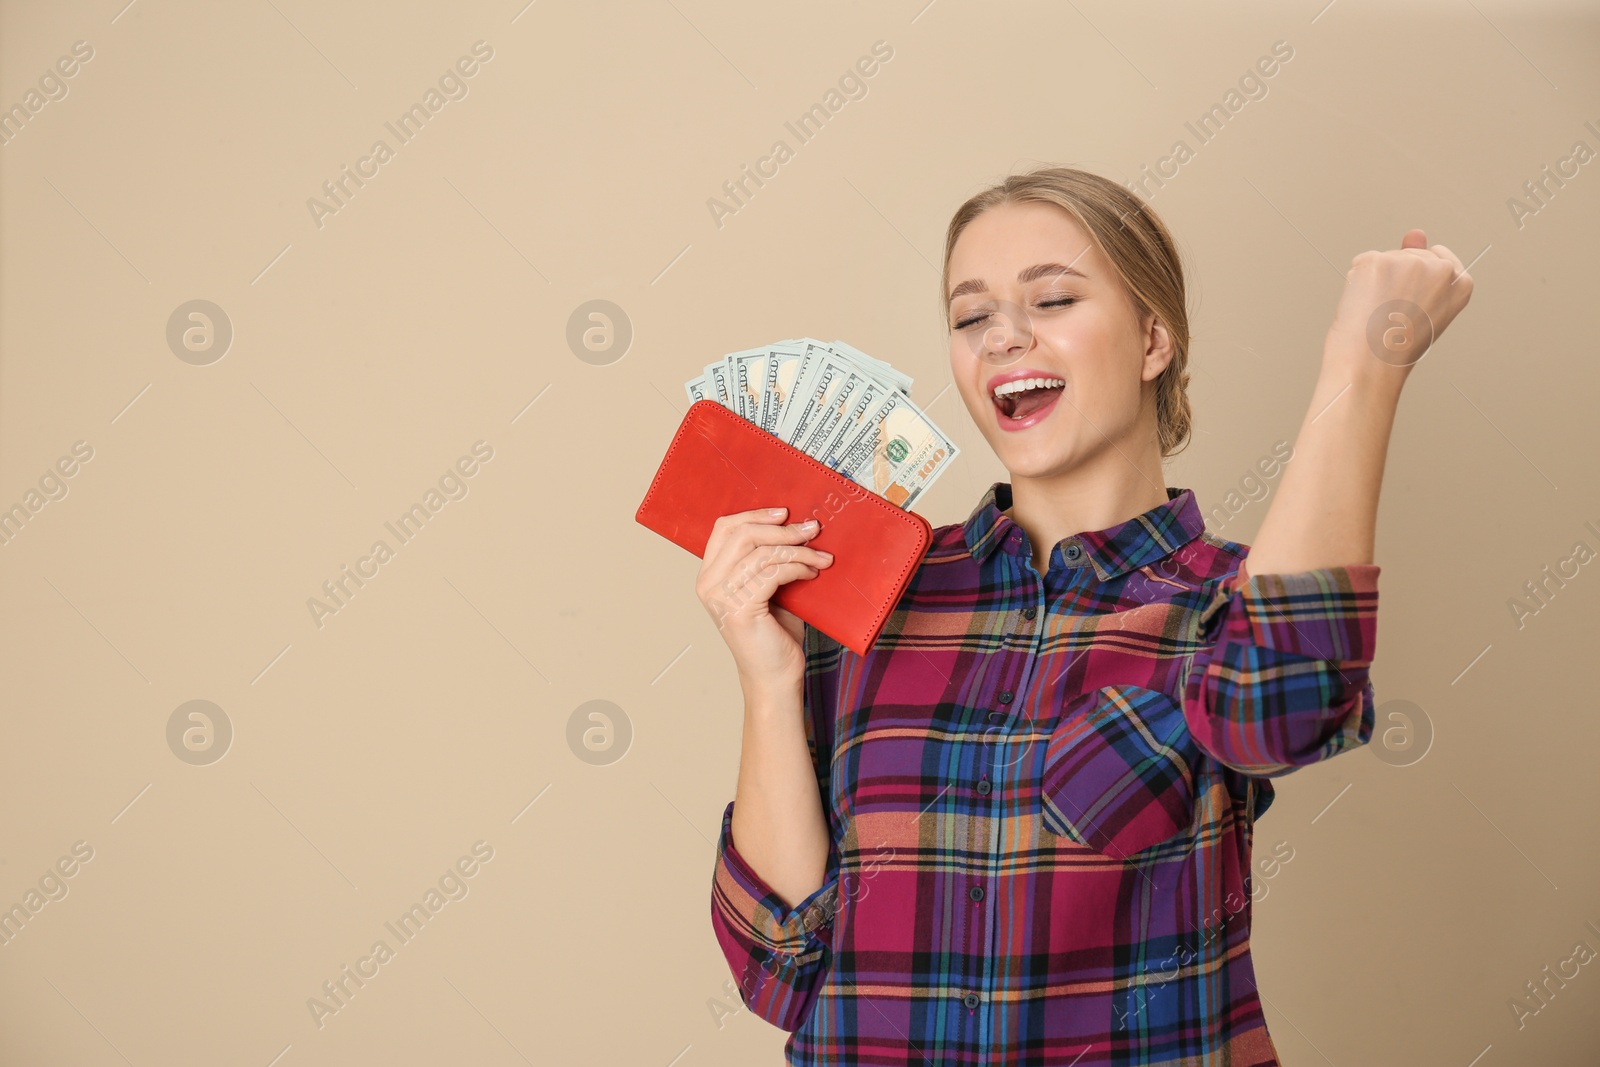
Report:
945,200,1172,481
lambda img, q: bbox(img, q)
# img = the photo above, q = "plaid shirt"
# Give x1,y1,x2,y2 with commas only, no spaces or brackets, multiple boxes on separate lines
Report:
711,481,1380,1066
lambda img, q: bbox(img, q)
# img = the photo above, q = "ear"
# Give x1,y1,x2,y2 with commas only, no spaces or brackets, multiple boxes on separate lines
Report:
1138,308,1175,383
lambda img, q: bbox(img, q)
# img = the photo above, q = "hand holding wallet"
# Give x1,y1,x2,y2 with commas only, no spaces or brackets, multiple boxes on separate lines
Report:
636,339,959,656
636,399,934,656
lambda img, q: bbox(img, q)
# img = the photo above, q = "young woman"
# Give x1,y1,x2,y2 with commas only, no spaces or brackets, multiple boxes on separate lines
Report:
699,166,1471,1065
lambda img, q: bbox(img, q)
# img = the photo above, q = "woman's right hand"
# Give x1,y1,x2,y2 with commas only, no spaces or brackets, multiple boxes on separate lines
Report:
695,506,834,689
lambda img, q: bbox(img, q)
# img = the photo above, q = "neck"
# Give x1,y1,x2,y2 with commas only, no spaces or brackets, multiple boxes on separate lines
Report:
1003,448,1170,572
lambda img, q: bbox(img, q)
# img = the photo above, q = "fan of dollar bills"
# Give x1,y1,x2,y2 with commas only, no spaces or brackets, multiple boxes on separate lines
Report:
683,337,959,510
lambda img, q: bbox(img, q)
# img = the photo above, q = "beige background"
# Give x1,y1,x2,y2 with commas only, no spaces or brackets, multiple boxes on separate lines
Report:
1,0,1596,1063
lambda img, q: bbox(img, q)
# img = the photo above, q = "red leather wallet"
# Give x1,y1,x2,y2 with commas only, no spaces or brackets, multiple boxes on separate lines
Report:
636,399,934,656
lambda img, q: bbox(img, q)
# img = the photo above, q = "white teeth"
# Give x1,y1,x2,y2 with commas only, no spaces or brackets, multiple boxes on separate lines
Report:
992,376,1065,399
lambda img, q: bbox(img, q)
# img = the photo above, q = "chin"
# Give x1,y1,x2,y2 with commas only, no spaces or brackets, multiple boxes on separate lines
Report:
985,435,1077,480
1002,456,1077,482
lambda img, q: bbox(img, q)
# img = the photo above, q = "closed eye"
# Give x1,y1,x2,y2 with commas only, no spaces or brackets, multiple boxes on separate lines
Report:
954,296,1076,331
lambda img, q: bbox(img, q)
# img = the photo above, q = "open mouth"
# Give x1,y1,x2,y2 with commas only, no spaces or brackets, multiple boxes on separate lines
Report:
992,376,1065,422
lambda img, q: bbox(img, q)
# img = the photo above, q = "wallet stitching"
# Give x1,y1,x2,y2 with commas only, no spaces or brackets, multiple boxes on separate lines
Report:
637,398,933,653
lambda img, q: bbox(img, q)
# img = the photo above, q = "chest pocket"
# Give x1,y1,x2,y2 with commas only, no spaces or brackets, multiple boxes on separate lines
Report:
1040,685,1200,859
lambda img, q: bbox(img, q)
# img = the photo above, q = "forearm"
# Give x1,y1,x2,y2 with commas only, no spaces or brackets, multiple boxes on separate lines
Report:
1245,354,1406,576
730,675,832,912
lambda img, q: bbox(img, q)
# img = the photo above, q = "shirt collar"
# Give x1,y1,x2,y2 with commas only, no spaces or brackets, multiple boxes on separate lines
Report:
962,481,1207,581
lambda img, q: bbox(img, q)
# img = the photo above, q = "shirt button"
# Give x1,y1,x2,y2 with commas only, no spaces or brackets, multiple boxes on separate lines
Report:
976,779,992,795
963,992,981,1009
998,691,1013,704
1022,606,1037,620
1063,541,1084,562
969,885,985,902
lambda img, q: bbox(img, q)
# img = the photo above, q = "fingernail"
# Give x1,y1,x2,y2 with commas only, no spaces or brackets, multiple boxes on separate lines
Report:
768,507,786,516
800,519,818,529
817,550,833,560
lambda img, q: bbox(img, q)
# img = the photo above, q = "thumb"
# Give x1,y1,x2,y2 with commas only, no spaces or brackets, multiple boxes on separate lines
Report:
1401,228,1428,250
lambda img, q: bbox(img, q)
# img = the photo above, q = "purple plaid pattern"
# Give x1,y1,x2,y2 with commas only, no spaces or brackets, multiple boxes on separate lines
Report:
1041,685,1201,858
710,481,1381,1065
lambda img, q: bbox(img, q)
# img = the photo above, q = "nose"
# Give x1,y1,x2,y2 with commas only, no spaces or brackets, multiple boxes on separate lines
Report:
966,297,1032,366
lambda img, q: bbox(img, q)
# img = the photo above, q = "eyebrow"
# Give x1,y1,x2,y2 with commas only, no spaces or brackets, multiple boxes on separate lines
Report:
947,263,1088,305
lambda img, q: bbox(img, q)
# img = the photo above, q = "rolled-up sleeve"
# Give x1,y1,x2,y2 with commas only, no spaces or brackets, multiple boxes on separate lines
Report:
1182,559,1381,778
708,624,842,1032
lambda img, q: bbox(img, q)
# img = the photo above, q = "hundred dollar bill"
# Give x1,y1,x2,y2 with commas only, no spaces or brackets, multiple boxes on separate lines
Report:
764,340,836,441
792,360,880,461
782,351,854,447
678,336,957,509
827,339,913,397
702,359,733,408
832,389,960,508
812,371,895,471
757,340,812,434
785,344,911,441
725,345,771,422
719,355,739,415
786,352,896,449
775,344,840,442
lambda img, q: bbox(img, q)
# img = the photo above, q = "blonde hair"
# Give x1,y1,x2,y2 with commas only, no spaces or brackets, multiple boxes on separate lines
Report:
940,165,1194,458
